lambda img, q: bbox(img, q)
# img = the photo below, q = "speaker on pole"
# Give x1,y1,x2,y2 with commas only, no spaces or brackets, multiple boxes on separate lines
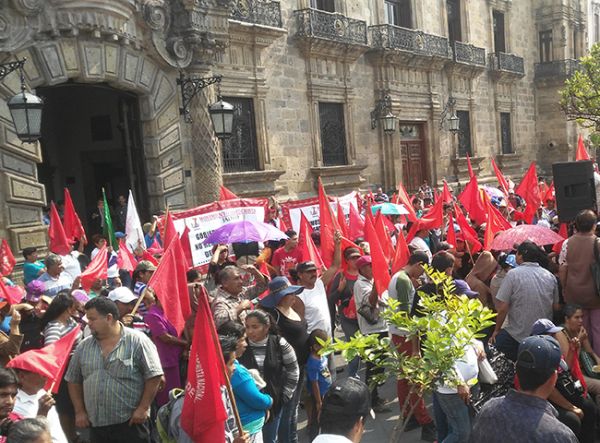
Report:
552,160,596,223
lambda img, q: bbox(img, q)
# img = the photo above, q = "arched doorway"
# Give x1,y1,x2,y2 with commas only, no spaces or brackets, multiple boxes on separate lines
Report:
37,83,149,233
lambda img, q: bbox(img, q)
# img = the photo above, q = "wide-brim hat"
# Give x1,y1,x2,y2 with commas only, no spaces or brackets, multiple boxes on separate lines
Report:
259,276,304,309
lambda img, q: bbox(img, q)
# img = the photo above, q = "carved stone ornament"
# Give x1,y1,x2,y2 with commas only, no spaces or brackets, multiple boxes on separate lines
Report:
10,0,44,16
142,0,193,68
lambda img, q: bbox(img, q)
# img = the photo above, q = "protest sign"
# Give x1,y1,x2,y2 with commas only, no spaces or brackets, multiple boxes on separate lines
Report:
280,191,359,232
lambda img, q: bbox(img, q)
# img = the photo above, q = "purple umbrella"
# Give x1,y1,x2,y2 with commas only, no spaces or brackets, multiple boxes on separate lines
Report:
203,220,288,244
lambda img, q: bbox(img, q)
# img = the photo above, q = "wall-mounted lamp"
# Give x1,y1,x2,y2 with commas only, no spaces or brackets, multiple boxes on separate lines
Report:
177,72,234,139
371,94,397,135
439,96,459,134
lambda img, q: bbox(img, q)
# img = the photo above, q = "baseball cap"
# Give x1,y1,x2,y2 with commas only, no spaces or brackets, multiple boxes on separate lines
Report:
453,279,479,299
355,255,372,269
135,260,157,272
25,280,45,303
296,261,318,273
71,289,90,304
517,335,562,371
531,318,563,336
115,231,126,239
504,254,517,268
343,247,362,260
320,378,374,420
259,277,304,309
108,287,137,304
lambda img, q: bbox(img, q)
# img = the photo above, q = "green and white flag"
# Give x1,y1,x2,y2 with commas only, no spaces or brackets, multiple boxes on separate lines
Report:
102,188,118,250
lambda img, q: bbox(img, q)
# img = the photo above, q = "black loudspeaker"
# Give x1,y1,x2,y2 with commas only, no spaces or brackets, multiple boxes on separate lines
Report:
552,160,596,223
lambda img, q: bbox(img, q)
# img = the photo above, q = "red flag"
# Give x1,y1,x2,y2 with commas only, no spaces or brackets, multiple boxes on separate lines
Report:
298,212,324,272
80,246,108,291
163,210,178,251
466,153,475,178
559,223,568,239
544,182,555,203
48,202,72,256
180,225,194,269
458,175,486,225
7,326,80,393
63,188,86,244
364,215,391,295
0,239,16,276
141,249,159,266
374,211,393,262
117,240,137,275
441,181,453,204
396,183,418,222
576,135,591,161
348,203,365,241
391,230,410,275
147,238,163,256
318,178,339,268
483,202,508,251
148,236,192,335
491,158,510,196
447,211,457,248
405,196,444,243
515,162,541,224
219,185,238,201
181,291,227,442
0,280,25,305
336,200,349,238
453,204,483,253
278,217,289,233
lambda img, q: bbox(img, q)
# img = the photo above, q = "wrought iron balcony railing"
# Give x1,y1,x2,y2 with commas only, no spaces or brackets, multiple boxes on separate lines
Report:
370,24,451,59
230,0,283,28
451,41,486,67
534,59,580,80
294,8,368,46
490,52,525,75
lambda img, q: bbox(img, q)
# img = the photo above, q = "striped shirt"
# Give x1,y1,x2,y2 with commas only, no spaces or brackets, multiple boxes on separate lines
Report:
43,318,80,346
64,324,164,427
133,282,148,317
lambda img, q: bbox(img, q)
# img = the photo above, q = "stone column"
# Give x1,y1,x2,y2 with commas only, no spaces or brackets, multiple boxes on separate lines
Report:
187,67,223,205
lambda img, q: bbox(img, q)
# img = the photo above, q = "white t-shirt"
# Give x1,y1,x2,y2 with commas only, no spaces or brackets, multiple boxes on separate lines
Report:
312,435,353,443
298,278,332,337
61,252,82,281
14,389,68,443
436,340,481,394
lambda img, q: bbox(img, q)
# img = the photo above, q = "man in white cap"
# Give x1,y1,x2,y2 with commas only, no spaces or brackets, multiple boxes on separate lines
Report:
108,287,147,333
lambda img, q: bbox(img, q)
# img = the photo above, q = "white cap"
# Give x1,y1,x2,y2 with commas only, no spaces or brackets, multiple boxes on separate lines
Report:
107,287,137,304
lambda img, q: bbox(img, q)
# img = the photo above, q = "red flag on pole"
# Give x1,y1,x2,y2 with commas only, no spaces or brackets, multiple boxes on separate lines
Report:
576,135,591,161
364,215,391,295
163,210,178,251
491,158,510,196
336,200,349,238
0,279,25,305
0,239,16,276
117,240,137,275
396,183,418,222
405,196,444,243
391,230,410,275
483,202,508,251
374,211,393,262
147,238,163,256
141,249,159,266
7,326,80,394
458,175,486,225
278,217,289,233
348,203,365,241
48,202,72,256
179,225,194,269
515,162,541,224
441,181,453,204
453,204,483,253
466,153,475,178
80,246,108,291
219,185,238,201
447,211,457,248
181,291,227,443
63,188,87,244
318,178,339,268
147,236,192,335
298,212,324,272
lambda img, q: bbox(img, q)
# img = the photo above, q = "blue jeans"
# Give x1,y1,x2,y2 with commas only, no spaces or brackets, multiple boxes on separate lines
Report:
433,388,475,443
494,329,520,362
340,315,360,377
278,369,304,443
262,407,283,443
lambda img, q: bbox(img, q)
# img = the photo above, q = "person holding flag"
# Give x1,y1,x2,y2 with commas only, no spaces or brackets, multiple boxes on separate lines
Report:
65,297,163,443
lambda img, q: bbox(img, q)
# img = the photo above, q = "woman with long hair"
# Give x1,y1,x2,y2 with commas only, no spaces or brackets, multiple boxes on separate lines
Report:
238,310,299,443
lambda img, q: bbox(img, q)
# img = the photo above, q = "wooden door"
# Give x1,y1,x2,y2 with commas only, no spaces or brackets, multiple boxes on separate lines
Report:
399,123,428,193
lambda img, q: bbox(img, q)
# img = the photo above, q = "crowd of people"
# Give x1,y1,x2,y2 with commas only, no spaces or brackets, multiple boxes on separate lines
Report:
2,174,600,443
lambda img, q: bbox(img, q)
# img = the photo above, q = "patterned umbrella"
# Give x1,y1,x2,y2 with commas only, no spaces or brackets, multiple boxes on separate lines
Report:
490,224,564,251
203,220,288,244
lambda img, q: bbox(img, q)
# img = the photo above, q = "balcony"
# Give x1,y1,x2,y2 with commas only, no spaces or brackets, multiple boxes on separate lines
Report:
489,52,525,78
295,8,368,45
451,41,486,67
534,59,580,82
370,25,451,61
230,0,283,28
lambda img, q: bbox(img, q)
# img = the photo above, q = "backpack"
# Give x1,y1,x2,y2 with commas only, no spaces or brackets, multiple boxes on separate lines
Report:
156,388,185,443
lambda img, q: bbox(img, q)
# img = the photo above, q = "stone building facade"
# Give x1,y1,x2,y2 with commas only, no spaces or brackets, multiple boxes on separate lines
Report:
0,0,594,257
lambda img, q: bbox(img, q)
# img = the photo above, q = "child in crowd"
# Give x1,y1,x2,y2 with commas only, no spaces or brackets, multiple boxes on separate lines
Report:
306,329,332,440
